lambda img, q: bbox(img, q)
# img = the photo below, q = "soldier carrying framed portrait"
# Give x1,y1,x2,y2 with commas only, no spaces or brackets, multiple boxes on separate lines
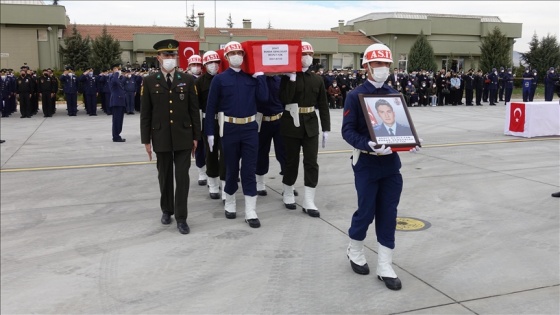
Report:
358,93,421,151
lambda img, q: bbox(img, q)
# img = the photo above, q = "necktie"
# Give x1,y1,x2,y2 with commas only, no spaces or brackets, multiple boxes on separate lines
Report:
389,128,394,136
166,73,172,88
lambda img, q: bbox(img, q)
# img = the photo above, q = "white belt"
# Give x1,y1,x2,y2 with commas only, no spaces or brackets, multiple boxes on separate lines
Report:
224,115,256,124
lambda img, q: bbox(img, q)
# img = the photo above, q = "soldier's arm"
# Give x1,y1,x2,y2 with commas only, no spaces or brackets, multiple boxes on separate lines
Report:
140,77,153,145
279,75,297,104
316,78,330,132
204,76,219,136
254,75,269,103
188,79,201,141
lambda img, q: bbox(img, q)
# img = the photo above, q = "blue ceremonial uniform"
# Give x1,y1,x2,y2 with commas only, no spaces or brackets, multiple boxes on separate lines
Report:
1,75,15,117
530,71,538,101
109,73,126,141
205,68,269,196
123,75,137,114
103,74,112,114
80,74,98,115
341,80,403,249
97,75,107,113
503,72,514,104
544,70,558,101
256,75,286,176
60,74,79,115
6,75,17,114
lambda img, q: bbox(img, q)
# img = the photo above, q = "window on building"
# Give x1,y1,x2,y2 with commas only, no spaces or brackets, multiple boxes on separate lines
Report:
442,57,465,72
37,29,48,42
398,54,407,72
314,54,328,71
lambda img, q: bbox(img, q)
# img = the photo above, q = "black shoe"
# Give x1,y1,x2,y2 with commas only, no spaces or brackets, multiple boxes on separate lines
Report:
377,275,402,290
302,208,320,217
113,138,126,142
0,140,5,144
161,213,172,225
284,203,297,210
257,190,267,196
198,179,207,186
177,222,190,234
552,192,560,198
347,255,370,275
209,192,220,199
225,211,236,219
245,218,261,228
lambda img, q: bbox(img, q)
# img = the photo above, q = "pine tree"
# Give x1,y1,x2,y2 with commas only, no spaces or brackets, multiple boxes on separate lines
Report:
407,30,437,72
521,33,560,81
227,13,234,28
60,23,91,71
185,5,197,27
90,25,122,71
479,26,512,73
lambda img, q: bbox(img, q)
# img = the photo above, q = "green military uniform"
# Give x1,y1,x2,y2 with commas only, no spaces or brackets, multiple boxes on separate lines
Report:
140,65,201,223
279,69,330,188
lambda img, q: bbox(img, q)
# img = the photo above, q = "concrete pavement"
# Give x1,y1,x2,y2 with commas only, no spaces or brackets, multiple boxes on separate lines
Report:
1,100,559,314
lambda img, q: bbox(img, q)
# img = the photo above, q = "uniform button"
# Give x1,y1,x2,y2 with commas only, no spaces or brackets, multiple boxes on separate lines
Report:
170,120,174,124
170,110,173,114
169,100,172,104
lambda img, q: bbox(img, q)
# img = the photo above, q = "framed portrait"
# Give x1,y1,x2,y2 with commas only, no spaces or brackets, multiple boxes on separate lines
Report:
358,93,421,151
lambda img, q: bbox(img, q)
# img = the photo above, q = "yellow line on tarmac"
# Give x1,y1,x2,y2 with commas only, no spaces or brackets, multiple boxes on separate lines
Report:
1,137,558,173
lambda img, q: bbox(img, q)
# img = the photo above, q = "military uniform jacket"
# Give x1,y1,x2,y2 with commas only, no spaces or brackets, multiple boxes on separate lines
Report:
195,72,214,113
16,75,34,93
80,74,98,95
279,70,330,138
38,75,54,93
140,70,201,152
59,74,78,94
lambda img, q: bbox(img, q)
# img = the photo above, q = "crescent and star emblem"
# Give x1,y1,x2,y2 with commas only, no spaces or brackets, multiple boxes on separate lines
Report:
513,108,522,122
183,47,195,58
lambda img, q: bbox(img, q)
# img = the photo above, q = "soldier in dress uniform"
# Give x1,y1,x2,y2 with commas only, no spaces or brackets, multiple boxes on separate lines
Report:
341,43,420,291
488,68,498,105
60,66,79,115
474,69,484,106
109,64,127,142
97,69,108,113
140,39,201,235
188,54,208,186
123,69,137,114
1,69,15,117
47,68,58,115
80,67,98,116
503,68,514,104
544,67,559,101
134,69,143,112
103,69,113,115
279,41,330,218
195,51,224,200
38,69,55,117
205,41,269,228
522,69,533,102
498,66,505,102
16,65,34,118
28,69,40,116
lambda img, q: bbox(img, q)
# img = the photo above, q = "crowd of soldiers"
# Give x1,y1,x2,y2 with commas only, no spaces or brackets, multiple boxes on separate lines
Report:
312,65,559,109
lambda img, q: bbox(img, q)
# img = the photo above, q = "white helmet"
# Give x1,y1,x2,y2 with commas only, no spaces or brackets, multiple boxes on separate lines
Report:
202,51,220,65
188,54,202,66
362,43,393,65
301,41,314,54
224,41,243,55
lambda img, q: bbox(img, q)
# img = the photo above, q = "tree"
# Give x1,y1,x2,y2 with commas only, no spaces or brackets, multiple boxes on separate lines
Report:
60,23,91,71
407,30,437,73
185,5,197,27
90,25,122,72
226,13,234,28
267,20,273,29
521,32,560,81
479,26,512,73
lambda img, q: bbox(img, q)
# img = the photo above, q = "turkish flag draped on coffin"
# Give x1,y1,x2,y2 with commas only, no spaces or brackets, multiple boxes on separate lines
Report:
178,41,200,70
509,102,525,132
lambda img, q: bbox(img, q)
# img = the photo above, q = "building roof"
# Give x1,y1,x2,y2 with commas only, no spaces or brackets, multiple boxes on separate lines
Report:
347,12,502,25
68,24,375,46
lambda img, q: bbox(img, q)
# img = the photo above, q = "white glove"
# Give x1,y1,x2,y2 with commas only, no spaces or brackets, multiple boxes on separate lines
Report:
208,135,215,152
252,72,264,78
410,138,423,153
322,132,329,148
367,141,392,155
284,72,297,81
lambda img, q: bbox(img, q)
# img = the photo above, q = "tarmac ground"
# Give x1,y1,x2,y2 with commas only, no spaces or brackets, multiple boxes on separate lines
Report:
1,99,559,314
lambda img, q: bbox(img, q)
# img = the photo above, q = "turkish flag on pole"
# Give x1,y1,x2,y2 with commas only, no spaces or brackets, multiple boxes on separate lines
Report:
509,102,525,132
178,41,200,70
366,103,378,127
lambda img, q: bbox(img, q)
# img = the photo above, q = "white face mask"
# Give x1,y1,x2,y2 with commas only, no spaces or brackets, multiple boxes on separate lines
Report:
369,66,390,83
301,55,313,68
162,58,177,72
228,55,243,68
205,63,219,75
190,66,201,75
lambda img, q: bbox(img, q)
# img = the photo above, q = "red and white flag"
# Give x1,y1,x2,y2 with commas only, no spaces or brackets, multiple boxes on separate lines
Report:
509,102,525,132
178,41,200,70
366,104,378,127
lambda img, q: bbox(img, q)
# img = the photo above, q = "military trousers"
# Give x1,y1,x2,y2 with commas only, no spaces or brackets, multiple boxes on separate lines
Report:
156,149,192,222
256,120,286,176
282,133,319,188
204,123,225,180
221,122,258,196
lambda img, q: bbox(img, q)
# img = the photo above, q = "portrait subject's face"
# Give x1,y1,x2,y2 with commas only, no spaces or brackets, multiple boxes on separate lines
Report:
377,105,395,126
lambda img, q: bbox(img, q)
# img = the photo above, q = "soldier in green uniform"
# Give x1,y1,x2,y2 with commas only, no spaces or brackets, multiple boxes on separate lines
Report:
140,39,201,235
279,42,330,218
